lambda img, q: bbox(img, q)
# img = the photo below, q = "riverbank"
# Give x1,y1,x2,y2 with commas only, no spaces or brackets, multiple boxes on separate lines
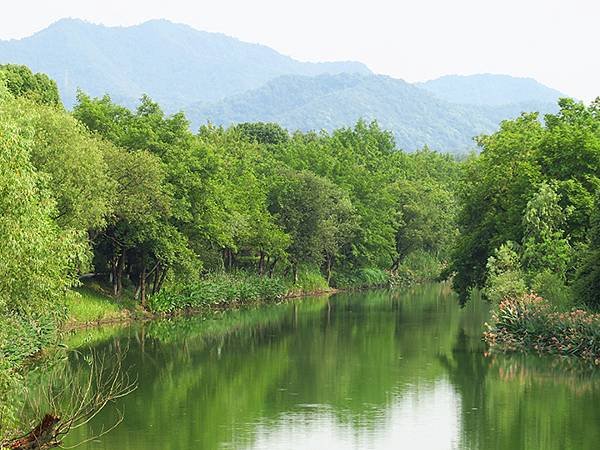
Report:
64,269,398,330
484,294,600,365
65,278,338,331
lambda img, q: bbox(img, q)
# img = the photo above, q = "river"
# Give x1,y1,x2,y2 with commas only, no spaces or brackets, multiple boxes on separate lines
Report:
57,283,600,450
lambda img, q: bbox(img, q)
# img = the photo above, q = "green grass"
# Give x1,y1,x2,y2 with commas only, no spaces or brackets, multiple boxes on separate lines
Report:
285,268,330,295
65,285,138,324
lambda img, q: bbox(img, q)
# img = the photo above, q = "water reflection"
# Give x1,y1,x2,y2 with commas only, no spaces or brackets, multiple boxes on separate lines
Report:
53,283,599,450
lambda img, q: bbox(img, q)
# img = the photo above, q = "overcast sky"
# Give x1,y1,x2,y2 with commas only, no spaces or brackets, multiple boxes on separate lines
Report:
1,0,597,101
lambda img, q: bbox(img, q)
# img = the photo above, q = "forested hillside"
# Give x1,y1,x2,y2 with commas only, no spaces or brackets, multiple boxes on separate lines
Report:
418,74,564,106
187,73,560,151
0,19,369,109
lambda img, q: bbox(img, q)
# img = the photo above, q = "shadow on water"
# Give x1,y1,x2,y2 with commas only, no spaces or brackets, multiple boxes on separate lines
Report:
24,283,600,450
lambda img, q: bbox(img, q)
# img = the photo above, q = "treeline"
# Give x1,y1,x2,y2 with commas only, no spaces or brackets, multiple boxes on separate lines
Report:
0,64,459,349
450,97,600,361
451,98,600,310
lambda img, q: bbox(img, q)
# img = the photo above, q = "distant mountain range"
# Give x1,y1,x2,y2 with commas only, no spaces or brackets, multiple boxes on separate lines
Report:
0,18,370,109
417,74,564,106
0,19,568,152
187,73,560,151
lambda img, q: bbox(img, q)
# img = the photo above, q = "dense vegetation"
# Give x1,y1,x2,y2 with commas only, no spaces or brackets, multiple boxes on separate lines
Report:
449,98,600,360
0,63,459,396
451,98,600,306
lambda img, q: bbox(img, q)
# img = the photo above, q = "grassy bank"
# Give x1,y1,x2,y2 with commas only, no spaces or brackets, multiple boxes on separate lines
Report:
484,294,600,365
62,270,335,325
64,286,143,329
64,268,395,324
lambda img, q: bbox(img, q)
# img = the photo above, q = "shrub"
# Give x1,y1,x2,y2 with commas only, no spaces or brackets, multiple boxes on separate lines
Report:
332,267,390,289
530,270,574,311
288,268,329,294
484,294,600,364
395,251,443,286
483,242,527,303
573,248,600,310
484,271,528,304
148,272,287,313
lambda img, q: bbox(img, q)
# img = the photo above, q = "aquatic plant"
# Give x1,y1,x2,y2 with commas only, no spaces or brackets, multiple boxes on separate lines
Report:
485,294,600,364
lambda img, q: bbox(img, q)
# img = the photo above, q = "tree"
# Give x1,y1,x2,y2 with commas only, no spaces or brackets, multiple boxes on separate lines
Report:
537,98,600,242
232,122,289,145
0,99,114,232
521,183,572,278
268,170,354,282
392,178,457,270
0,64,62,107
0,108,83,321
451,114,544,298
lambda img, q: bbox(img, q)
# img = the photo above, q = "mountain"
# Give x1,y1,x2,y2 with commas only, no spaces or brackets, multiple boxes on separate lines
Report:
0,19,370,109
0,19,568,152
186,73,560,152
417,74,564,106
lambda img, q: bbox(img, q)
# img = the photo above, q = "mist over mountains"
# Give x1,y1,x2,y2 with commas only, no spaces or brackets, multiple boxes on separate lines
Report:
0,19,567,152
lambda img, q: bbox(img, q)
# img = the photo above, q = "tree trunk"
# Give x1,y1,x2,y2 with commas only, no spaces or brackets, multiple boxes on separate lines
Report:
258,251,265,276
268,258,278,278
152,264,160,295
116,249,125,296
140,264,147,309
156,267,168,293
224,248,234,271
229,249,235,270
6,414,61,450
293,264,298,284
111,256,118,296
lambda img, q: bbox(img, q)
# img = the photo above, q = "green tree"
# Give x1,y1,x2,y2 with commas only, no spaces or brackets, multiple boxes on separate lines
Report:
0,99,114,232
0,64,62,107
269,170,352,282
233,122,290,145
451,114,544,298
573,194,600,309
0,107,83,322
521,183,571,277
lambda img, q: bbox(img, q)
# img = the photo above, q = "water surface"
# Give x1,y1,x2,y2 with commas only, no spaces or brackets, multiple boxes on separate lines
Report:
62,284,600,449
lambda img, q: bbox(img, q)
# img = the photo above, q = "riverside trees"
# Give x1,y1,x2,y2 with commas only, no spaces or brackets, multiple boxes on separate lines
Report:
451,98,600,310
0,65,461,318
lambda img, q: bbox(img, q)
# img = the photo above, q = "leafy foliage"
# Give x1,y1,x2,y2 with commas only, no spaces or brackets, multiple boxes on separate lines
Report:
452,99,600,310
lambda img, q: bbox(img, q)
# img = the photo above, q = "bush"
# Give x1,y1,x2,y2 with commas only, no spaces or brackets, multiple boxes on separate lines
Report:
148,272,287,313
484,270,528,304
484,294,600,364
483,242,527,303
288,268,329,294
331,267,390,289
0,314,58,366
530,270,574,311
395,251,443,286
573,248,600,310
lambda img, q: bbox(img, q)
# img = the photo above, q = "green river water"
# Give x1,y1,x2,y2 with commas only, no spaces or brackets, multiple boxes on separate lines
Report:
57,283,599,449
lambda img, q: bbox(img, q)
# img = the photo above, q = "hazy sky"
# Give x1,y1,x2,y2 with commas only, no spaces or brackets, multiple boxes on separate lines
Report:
1,0,598,101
